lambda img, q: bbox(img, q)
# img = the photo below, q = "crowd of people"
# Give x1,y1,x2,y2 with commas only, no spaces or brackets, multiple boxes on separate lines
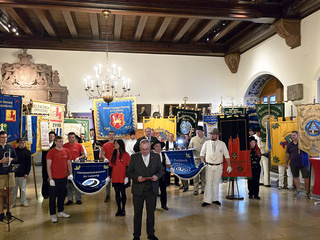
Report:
0,125,313,239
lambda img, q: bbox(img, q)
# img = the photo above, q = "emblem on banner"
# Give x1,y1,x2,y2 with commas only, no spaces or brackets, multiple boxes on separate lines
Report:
180,121,192,134
0,123,8,132
305,120,320,137
232,153,237,159
110,112,125,129
5,110,16,122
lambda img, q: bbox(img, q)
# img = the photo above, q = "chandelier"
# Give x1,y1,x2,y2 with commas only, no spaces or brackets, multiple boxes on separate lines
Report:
84,10,131,105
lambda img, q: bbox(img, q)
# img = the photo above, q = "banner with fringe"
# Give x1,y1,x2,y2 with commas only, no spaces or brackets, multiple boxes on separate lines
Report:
143,117,176,141
203,115,218,137
22,115,41,155
64,118,90,142
176,109,200,136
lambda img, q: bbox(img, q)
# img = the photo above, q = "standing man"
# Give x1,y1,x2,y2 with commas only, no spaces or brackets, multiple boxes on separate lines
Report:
41,131,56,199
11,138,31,207
133,127,157,153
101,131,115,202
80,133,86,142
189,126,209,195
63,132,85,205
201,129,232,206
285,131,310,198
0,131,16,221
127,139,163,240
126,131,137,156
165,133,179,186
47,136,73,223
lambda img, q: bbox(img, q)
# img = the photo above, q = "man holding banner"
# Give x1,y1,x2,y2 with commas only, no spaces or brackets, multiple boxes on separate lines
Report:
201,129,232,206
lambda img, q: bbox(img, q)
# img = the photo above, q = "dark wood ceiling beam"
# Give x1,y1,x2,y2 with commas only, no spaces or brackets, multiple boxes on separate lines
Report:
33,9,57,37
114,14,123,40
190,19,219,43
0,35,226,56
209,20,241,43
134,16,148,41
172,18,196,42
62,11,78,38
89,13,99,39
4,7,34,35
153,17,172,42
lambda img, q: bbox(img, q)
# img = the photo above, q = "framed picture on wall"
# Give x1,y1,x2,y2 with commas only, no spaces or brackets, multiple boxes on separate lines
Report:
197,103,211,121
163,104,179,117
137,104,151,122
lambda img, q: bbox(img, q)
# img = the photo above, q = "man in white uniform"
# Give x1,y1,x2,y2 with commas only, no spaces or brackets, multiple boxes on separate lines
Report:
200,128,232,206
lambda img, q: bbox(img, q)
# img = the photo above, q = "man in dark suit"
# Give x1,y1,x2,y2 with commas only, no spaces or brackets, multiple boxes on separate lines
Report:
127,139,163,240
133,127,157,153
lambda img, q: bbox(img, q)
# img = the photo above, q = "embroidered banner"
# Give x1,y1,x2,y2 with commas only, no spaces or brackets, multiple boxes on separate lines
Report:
22,115,41,155
246,107,260,130
40,121,50,150
0,95,22,143
297,105,320,157
94,97,137,140
223,107,246,116
164,150,205,180
71,162,109,195
81,141,94,161
64,118,90,142
176,109,200,136
203,115,218,137
143,117,176,141
256,103,284,142
270,117,298,165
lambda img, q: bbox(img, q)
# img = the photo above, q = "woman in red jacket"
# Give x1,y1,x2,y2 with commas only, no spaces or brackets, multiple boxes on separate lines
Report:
109,139,130,216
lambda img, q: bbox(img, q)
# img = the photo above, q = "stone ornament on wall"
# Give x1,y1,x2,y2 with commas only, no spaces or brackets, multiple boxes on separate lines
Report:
225,53,240,73
1,49,68,107
273,18,301,49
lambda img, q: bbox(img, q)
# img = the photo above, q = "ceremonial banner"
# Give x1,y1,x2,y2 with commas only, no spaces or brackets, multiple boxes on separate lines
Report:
270,117,298,165
40,121,50,150
176,108,200,136
64,118,90,141
223,107,246,116
94,97,137,140
0,95,22,142
218,115,249,151
256,103,284,142
222,137,251,178
143,117,176,141
164,150,205,180
297,105,320,157
81,141,94,161
63,123,82,142
22,115,41,155
71,162,109,195
247,107,260,130
203,115,218,137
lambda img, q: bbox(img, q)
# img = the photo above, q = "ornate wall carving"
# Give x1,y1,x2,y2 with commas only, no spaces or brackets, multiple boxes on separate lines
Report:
225,53,240,73
273,18,301,49
1,49,68,108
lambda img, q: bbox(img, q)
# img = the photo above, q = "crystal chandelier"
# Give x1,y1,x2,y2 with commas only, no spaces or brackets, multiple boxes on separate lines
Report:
84,10,131,105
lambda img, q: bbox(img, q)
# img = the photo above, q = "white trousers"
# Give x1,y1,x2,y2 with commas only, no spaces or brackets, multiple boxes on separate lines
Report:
194,158,206,192
259,156,270,185
12,177,27,204
203,164,223,203
278,165,293,188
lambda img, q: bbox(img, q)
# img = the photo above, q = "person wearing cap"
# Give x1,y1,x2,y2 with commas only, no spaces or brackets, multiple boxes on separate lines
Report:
126,131,137,156
152,139,174,210
248,136,261,199
200,128,232,206
189,125,209,195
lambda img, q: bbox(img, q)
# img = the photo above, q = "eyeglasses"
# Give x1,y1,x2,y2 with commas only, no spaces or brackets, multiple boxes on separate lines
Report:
140,147,150,151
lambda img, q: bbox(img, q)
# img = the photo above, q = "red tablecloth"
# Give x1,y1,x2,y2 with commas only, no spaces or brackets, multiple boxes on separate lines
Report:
310,158,320,195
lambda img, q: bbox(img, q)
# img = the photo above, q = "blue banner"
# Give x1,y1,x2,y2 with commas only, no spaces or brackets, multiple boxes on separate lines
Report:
71,162,109,195
203,115,218,137
0,95,22,142
94,97,137,139
22,115,38,155
247,107,259,130
164,150,205,180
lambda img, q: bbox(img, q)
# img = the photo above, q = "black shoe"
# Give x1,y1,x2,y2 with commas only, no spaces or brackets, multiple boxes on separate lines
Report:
0,213,4,221
264,185,271,188
202,202,210,207
76,200,82,205
6,211,12,220
65,200,73,205
161,205,169,210
104,196,110,202
193,191,198,195
249,195,253,199
179,186,184,190
212,201,221,206
175,183,181,187
254,196,261,200
43,195,49,199
183,188,189,192
120,210,126,216
147,235,159,240
133,238,140,240
115,210,121,216
201,191,204,194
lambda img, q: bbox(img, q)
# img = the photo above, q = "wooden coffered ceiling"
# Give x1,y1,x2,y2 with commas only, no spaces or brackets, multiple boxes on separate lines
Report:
0,0,319,57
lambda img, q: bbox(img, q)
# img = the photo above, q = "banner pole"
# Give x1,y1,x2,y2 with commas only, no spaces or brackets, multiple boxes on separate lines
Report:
31,156,38,200
267,96,271,186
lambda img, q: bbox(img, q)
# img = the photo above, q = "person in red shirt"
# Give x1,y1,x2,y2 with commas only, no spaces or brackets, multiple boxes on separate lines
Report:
47,136,73,223
107,139,130,216
63,132,85,205
101,131,115,202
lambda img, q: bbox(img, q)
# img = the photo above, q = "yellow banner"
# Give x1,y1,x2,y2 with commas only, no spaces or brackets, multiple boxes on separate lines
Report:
81,141,94,161
270,117,298,165
143,117,176,141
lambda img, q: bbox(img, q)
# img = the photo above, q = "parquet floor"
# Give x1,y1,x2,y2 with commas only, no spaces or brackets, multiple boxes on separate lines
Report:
1,166,320,240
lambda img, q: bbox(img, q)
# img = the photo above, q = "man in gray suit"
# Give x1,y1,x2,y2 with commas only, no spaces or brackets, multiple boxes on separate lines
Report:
127,139,163,240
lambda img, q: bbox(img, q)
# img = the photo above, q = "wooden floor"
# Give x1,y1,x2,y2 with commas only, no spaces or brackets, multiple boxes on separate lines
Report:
1,166,320,240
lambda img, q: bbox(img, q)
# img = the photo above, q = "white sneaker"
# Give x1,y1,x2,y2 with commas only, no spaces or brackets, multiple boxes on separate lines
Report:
22,202,29,207
51,214,58,223
58,212,70,218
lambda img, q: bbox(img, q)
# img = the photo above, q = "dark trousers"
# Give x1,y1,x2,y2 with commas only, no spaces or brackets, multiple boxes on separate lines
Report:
49,177,67,215
42,160,49,198
114,185,126,211
248,166,261,197
133,190,156,238
159,177,167,207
